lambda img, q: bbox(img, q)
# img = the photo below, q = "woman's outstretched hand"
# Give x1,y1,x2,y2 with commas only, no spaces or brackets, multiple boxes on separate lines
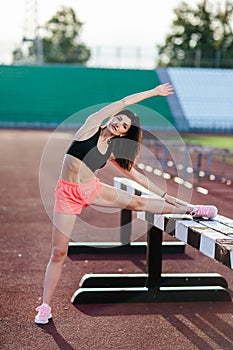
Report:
154,83,174,96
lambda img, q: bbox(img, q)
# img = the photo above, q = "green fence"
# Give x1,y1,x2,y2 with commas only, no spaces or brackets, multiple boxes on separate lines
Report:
0,65,174,129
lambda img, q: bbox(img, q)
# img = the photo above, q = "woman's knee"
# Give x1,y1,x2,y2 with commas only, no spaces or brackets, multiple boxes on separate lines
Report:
50,246,68,263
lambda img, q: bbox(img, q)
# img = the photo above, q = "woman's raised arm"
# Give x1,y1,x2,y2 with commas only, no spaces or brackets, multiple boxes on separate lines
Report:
78,83,174,135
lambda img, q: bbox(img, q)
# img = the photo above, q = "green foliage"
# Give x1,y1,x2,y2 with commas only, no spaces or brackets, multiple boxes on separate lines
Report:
157,0,233,68
182,135,233,150
42,6,90,64
12,6,91,65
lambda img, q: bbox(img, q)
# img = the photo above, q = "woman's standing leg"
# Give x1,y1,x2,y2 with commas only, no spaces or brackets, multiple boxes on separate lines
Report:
35,213,76,324
43,212,77,304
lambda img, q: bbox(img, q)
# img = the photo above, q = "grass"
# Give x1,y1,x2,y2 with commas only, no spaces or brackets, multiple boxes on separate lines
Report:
181,134,233,151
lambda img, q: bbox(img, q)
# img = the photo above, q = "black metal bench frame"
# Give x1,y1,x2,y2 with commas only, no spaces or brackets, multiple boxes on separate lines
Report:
70,209,231,304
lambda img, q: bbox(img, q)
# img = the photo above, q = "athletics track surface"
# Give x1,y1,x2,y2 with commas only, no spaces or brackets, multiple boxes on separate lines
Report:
1,129,233,350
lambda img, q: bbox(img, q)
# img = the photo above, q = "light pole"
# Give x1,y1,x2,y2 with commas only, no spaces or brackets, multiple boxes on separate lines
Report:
22,35,43,65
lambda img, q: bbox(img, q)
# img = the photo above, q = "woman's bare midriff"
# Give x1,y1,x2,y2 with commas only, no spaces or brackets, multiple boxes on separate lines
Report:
60,154,96,184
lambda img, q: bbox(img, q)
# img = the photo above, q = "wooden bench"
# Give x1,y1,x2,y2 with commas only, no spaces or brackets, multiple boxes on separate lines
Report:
71,177,232,304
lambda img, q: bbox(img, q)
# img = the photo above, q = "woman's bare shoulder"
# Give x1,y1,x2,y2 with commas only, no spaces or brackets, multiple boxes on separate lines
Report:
73,124,100,141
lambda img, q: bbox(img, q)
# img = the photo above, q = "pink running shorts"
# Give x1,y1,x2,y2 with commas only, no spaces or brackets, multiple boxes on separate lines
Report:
54,177,102,215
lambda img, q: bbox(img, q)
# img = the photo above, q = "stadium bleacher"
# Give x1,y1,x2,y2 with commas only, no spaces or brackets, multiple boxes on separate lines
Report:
166,68,233,132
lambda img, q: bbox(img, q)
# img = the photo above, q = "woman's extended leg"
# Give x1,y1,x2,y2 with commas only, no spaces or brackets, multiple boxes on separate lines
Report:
92,183,193,214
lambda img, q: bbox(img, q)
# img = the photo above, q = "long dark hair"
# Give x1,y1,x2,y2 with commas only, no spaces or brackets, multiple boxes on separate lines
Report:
111,109,142,171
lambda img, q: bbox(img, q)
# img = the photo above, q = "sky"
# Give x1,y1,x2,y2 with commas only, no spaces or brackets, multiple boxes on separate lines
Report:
0,0,217,66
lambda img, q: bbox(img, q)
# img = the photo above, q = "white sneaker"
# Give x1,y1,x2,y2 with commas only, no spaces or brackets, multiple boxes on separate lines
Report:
35,303,52,324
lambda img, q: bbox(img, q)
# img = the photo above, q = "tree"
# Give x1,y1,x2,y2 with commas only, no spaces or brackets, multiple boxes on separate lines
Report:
12,6,91,65
157,0,233,68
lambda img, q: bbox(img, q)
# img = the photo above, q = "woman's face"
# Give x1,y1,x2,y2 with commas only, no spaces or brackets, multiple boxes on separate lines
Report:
107,114,132,136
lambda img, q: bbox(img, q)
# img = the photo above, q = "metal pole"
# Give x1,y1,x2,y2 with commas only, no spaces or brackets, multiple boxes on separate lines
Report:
120,209,132,245
146,221,162,290
35,36,43,65
196,153,202,186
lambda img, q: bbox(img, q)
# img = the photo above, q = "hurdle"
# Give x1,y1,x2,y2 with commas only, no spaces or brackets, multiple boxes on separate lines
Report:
68,177,185,255
71,178,232,304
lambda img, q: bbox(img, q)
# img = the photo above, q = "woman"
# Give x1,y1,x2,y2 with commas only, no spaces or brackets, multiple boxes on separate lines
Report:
35,83,217,324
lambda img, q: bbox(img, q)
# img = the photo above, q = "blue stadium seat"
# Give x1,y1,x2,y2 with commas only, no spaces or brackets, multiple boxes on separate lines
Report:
167,68,233,132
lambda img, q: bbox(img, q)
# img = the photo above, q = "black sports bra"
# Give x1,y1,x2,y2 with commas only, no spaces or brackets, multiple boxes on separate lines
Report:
66,128,113,172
